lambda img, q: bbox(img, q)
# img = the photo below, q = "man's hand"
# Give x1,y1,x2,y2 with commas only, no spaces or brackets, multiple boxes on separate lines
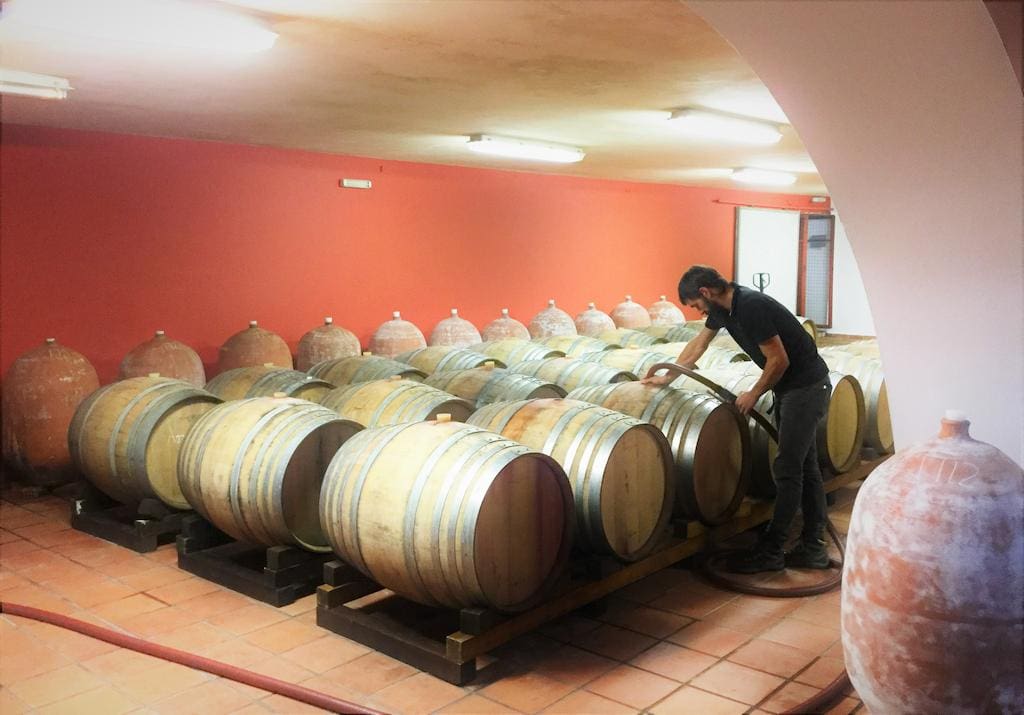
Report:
734,390,759,416
640,373,675,387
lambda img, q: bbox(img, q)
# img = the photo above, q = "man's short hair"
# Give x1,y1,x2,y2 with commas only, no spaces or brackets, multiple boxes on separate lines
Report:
678,265,729,301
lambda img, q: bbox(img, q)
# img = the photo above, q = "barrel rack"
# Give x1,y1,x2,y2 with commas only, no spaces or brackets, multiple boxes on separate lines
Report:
68,481,187,553
176,515,333,607
317,455,888,684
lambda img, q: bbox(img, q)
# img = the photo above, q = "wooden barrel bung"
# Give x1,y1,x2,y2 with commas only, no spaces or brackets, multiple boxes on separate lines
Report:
178,397,362,550
68,376,221,509
319,419,574,611
468,398,674,561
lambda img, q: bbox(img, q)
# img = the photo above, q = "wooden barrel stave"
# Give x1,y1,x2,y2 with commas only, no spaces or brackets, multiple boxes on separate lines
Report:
308,356,427,386
424,368,566,409
507,358,636,392
320,379,474,427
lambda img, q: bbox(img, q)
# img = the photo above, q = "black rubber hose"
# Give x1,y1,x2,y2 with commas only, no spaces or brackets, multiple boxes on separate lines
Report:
0,601,385,715
646,363,853,713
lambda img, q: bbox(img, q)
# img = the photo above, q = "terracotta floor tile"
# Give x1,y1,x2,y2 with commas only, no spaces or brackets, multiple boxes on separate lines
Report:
700,600,786,634
585,664,680,709
12,522,75,547
245,656,316,684
597,600,693,639
648,685,748,715
728,638,817,678
145,577,222,605
153,622,236,652
649,585,736,618
491,632,558,663
0,686,31,713
760,618,840,654
118,566,193,592
0,509,49,529
542,689,638,714
49,574,139,609
537,614,603,643
615,568,693,604
208,603,290,636
279,634,370,674
176,589,254,619
114,661,213,704
691,661,785,705
0,638,72,684
259,692,335,713
728,595,804,619
294,674,366,709
438,693,518,713
1,544,67,573
7,663,107,707
826,696,862,715
321,651,418,695
666,620,750,657
757,680,820,713
61,543,139,569
151,680,258,714
118,605,206,638
370,671,467,715
788,598,842,630
18,619,119,660
518,644,617,687
277,593,317,616
478,671,576,713
201,638,275,669
35,685,138,715
570,623,657,661
823,640,845,659
145,545,181,566
80,648,165,681
96,554,168,579
628,641,718,682
0,569,31,592
90,591,164,620
242,618,324,654
795,656,848,689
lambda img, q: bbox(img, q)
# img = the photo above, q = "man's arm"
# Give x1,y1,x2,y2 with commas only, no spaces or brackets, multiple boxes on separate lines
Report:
641,327,717,385
734,336,789,414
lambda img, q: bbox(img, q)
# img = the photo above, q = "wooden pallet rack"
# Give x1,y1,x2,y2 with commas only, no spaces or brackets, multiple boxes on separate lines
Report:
69,482,187,553
316,455,888,684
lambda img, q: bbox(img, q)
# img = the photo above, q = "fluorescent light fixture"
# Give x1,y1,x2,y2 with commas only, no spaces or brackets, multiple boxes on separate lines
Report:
0,69,70,100
466,134,585,163
731,167,798,186
669,107,783,145
1,0,277,53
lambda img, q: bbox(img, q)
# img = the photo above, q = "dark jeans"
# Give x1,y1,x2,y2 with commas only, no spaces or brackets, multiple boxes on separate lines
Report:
764,376,831,549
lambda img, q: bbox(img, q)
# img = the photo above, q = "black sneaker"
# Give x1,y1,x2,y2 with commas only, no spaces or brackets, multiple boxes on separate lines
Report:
785,539,831,569
724,544,785,574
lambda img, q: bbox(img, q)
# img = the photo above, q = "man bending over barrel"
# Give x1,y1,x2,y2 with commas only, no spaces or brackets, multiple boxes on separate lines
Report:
643,265,831,573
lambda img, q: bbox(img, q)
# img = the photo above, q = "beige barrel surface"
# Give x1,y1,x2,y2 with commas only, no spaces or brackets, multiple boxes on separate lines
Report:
533,335,618,358
320,419,574,612
821,371,867,473
68,376,221,509
424,367,566,409
597,328,665,348
320,379,474,427
205,365,334,402
309,355,427,386
508,358,636,392
579,348,663,378
670,369,778,497
819,350,892,453
396,346,506,375
568,382,749,525
467,398,674,561
644,325,701,343
696,346,751,369
474,339,564,365
178,397,361,550
647,341,690,358
794,316,818,341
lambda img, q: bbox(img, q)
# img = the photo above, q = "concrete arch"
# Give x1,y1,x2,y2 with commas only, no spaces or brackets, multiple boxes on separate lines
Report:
688,0,1023,462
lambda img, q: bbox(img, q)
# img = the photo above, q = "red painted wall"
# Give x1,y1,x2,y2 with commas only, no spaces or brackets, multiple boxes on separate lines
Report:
0,124,827,382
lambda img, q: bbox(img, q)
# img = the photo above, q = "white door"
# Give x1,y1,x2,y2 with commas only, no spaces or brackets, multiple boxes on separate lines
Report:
734,207,801,313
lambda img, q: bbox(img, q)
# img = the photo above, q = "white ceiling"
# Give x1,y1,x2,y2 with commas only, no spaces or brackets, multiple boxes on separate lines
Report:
0,0,829,195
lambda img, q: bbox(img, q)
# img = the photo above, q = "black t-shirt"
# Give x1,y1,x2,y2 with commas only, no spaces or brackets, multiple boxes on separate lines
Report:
705,284,828,393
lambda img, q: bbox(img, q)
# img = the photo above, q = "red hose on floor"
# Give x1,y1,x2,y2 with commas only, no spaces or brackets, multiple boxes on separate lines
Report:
0,601,385,715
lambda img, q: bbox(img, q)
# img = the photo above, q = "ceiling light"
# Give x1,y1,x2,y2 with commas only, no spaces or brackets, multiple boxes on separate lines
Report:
669,107,783,145
466,134,585,163
0,0,277,53
731,167,797,186
0,69,70,100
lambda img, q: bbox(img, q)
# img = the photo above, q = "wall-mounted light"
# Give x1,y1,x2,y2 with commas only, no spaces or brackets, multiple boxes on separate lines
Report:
731,167,798,186
466,134,585,163
669,107,783,145
0,69,71,100
0,0,277,53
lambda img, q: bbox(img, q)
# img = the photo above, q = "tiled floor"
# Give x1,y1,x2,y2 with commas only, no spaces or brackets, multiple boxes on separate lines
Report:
0,482,867,714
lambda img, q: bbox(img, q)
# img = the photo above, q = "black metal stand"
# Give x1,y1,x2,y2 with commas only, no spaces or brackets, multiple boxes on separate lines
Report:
176,515,331,606
69,482,186,553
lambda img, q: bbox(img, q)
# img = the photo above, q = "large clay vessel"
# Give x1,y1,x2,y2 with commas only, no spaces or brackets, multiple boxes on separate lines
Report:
2,338,100,487
368,311,426,358
647,295,685,326
218,321,292,374
842,412,1023,714
120,331,206,387
295,317,360,372
610,295,651,329
481,308,530,341
574,303,615,337
528,300,577,339
428,309,481,348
